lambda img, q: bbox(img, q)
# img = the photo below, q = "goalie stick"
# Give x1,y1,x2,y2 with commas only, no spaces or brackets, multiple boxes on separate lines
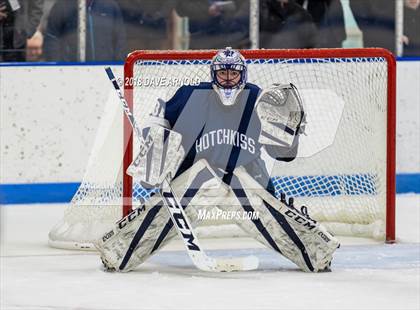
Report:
105,67,259,272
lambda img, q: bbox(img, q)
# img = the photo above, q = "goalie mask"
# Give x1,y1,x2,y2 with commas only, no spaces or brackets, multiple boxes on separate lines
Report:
211,47,247,106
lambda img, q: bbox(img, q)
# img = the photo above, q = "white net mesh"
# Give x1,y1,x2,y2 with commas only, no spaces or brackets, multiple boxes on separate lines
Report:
48,93,125,250
49,50,391,250
130,56,388,239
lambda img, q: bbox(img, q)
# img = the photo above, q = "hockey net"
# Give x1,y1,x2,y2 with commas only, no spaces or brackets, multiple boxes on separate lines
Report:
48,48,396,250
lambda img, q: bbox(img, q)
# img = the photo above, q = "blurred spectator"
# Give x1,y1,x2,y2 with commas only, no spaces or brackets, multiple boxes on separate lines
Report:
26,29,43,61
296,0,346,48
403,0,420,56
350,0,396,53
0,0,44,62
260,0,317,49
44,0,126,62
175,0,249,49
117,0,173,51
24,0,55,62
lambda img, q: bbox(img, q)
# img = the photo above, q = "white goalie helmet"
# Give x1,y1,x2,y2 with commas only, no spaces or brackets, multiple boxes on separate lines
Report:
210,47,248,106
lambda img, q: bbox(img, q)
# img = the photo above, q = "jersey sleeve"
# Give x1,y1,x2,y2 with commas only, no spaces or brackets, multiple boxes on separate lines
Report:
164,85,198,128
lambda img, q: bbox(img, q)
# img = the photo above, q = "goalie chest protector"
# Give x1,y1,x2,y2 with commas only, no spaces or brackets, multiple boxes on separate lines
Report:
164,82,262,173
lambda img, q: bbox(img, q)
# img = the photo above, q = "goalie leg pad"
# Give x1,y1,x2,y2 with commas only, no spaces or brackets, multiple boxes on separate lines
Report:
96,195,177,272
232,166,340,272
96,159,231,272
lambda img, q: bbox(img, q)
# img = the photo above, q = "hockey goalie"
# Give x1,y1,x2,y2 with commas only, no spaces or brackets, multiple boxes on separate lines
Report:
96,47,340,273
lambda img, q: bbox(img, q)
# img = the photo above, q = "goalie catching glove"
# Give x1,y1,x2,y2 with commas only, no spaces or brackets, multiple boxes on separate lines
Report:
257,83,305,147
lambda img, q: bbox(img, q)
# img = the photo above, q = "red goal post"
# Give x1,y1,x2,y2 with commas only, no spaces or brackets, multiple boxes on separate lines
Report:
123,48,396,243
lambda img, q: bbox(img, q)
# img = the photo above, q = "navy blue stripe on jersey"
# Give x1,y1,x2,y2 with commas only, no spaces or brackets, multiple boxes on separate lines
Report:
165,82,213,128
173,125,205,179
222,85,260,185
231,186,282,254
262,200,315,272
119,204,162,270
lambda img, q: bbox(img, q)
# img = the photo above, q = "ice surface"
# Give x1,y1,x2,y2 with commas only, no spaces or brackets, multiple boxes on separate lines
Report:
1,195,419,310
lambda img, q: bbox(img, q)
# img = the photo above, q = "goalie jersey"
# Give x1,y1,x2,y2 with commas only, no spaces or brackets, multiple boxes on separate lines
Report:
156,82,300,188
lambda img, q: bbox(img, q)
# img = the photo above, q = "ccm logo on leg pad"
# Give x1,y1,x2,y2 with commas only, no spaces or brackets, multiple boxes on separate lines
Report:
117,205,146,229
284,209,317,230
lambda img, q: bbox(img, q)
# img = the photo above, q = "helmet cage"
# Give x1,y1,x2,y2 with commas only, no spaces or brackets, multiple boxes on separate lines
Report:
210,47,248,106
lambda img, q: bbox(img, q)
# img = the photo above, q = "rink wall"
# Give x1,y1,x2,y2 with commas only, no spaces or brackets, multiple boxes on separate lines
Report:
0,59,419,204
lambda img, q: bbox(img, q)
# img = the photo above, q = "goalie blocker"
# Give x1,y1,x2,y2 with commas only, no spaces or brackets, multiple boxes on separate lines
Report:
96,159,340,273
